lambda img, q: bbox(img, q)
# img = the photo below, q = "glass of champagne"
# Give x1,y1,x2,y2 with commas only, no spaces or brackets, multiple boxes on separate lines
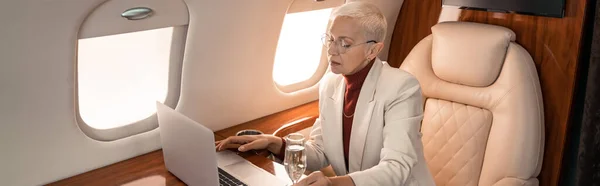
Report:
284,133,306,185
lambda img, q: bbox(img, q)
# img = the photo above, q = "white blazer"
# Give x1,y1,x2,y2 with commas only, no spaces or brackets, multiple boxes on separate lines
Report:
304,59,436,186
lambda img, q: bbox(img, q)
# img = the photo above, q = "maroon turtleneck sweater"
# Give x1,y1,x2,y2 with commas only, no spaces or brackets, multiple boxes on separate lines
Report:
277,60,375,172
341,60,374,170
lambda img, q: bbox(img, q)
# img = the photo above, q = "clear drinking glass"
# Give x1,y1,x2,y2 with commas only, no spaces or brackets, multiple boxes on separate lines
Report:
283,133,306,185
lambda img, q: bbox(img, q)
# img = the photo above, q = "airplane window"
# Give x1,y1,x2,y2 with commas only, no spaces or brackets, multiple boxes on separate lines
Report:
273,8,332,88
77,27,173,129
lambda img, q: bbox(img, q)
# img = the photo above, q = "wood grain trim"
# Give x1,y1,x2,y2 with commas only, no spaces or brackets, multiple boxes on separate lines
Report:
215,101,319,138
47,148,283,186
387,0,442,67
272,116,317,137
459,0,589,185
47,135,225,186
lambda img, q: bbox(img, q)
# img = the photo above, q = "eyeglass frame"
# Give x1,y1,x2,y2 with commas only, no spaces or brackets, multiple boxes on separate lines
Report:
321,34,378,54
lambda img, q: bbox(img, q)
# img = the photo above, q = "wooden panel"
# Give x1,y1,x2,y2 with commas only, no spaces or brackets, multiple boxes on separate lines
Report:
459,0,589,185
387,0,442,67
272,116,317,137
47,150,185,186
48,135,225,186
215,101,319,137
47,149,287,186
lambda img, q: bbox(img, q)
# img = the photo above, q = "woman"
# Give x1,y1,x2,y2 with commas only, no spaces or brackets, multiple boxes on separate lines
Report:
216,2,435,186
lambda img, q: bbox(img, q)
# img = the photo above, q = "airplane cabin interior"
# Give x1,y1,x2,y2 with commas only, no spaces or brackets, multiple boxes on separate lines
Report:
1,0,600,185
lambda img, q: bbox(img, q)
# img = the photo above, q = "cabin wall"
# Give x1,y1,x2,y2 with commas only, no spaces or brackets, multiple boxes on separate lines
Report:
0,1,299,185
387,0,442,67
387,0,464,67
388,0,590,185
0,0,404,185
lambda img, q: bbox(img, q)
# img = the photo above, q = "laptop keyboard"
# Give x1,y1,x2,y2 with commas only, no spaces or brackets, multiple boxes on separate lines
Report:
218,167,248,186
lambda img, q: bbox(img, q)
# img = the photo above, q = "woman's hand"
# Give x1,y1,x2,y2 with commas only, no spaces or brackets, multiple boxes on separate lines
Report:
294,171,332,186
215,134,283,154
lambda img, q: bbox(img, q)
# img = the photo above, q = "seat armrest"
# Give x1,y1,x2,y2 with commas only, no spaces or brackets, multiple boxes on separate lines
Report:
272,116,317,138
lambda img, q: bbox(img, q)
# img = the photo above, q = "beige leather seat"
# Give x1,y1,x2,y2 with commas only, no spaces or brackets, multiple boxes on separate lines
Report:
399,22,545,186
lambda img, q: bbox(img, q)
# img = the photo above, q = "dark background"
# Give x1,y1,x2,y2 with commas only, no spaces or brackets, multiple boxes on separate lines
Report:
443,0,565,17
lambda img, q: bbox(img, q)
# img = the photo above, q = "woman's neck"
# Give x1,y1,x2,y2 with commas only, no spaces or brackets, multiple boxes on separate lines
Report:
343,59,375,89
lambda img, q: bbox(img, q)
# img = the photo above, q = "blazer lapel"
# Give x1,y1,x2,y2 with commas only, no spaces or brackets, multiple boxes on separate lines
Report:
348,59,382,173
326,77,347,175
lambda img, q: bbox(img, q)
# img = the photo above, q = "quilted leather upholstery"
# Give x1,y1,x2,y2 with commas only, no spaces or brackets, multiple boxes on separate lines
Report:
399,22,544,186
422,99,492,186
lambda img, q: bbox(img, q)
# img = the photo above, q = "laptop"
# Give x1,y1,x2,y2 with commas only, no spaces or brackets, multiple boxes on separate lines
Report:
155,102,288,186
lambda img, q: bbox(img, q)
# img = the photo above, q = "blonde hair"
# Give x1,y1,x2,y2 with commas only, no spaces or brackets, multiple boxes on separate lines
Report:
330,2,387,42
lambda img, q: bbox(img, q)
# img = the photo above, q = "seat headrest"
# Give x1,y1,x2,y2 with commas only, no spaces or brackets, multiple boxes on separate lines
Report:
431,21,516,87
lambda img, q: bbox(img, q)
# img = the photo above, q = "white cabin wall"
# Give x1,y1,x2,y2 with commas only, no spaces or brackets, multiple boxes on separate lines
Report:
0,0,406,185
0,0,298,185
176,0,313,132
0,1,167,185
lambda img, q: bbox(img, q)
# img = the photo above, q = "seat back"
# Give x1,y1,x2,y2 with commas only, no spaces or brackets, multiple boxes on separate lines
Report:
399,21,544,186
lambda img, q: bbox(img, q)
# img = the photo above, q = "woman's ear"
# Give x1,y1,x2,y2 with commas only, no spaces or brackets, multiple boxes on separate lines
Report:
367,43,384,60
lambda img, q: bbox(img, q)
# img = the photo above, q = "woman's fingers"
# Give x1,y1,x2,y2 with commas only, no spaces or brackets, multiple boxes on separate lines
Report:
308,178,328,186
301,171,330,186
217,143,241,152
216,138,234,151
306,172,319,185
294,172,314,186
215,135,256,151
293,178,307,186
228,135,256,143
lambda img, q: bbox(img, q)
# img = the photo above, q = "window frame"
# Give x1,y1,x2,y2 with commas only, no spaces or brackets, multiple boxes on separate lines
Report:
272,0,344,93
75,26,187,141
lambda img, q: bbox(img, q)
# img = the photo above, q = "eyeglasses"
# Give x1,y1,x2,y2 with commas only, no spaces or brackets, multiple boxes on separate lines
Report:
321,34,377,54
